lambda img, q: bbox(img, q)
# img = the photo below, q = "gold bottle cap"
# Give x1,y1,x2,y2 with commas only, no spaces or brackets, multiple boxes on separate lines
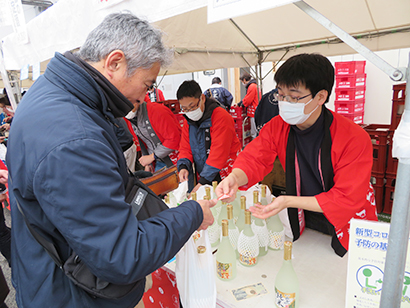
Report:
261,185,266,198
164,195,169,203
227,204,233,220
221,219,229,236
284,241,293,261
222,201,226,205
203,195,210,201
212,181,218,191
253,190,259,204
205,186,211,199
245,210,251,225
240,196,246,210
197,245,206,254
191,191,197,201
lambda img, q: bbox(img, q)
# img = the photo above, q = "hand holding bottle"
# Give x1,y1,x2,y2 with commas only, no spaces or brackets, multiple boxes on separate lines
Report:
197,198,217,231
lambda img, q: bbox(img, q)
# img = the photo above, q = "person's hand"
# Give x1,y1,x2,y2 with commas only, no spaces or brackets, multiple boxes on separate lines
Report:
179,169,189,182
0,123,10,131
139,153,155,167
191,183,202,194
0,170,8,184
0,136,6,143
197,198,217,230
215,174,239,203
249,195,288,219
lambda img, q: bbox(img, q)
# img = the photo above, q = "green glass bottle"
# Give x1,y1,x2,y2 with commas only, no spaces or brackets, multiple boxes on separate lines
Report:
236,196,247,232
230,190,241,223
251,202,269,257
274,241,299,308
237,210,259,267
217,201,228,226
227,204,240,259
215,220,237,281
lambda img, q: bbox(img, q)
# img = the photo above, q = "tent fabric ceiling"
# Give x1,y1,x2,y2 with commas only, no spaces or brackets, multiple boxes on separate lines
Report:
1,0,410,74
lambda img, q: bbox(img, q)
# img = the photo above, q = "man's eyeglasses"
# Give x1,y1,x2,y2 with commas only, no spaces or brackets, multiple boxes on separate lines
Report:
273,92,312,103
180,98,201,113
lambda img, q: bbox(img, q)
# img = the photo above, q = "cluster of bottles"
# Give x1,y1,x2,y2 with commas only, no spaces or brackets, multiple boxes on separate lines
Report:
198,182,298,308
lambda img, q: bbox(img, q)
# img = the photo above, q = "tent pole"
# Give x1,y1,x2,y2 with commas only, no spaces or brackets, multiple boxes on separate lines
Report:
379,56,410,308
0,44,19,111
294,1,409,307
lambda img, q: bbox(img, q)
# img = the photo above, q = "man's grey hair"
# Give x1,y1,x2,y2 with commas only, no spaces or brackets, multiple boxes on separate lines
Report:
78,12,172,76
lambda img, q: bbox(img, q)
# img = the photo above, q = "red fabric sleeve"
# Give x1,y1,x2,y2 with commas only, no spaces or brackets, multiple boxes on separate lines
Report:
242,83,258,108
178,118,193,163
157,89,165,102
206,108,241,170
147,103,181,151
144,93,151,103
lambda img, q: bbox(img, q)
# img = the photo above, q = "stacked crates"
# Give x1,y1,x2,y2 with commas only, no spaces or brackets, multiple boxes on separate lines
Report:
229,106,251,147
334,61,366,124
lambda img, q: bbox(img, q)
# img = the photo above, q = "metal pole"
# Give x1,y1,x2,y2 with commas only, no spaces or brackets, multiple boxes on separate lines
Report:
379,55,410,308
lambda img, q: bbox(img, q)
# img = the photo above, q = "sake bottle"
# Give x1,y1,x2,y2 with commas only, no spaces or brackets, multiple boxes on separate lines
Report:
260,184,269,206
191,191,197,201
205,195,220,247
164,194,171,207
251,202,269,257
237,210,259,267
215,220,237,281
190,192,202,242
205,186,211,200
227,204,240,259
230,190,241,223
212,181,223,217
274,241,299,308
217,201,228,226
236,196,247,232
252,191,264,225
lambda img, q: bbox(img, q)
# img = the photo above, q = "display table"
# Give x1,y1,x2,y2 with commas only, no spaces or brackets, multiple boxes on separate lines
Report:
164,228,348,308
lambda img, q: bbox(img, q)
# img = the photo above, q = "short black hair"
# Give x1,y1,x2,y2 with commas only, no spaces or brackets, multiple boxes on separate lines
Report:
212,77,221,84
240,72,252,82
177,80,202,100
0,93,10,107
274,53,334,103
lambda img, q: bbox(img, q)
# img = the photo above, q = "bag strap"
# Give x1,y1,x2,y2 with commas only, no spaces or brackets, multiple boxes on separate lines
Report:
10,176,64,269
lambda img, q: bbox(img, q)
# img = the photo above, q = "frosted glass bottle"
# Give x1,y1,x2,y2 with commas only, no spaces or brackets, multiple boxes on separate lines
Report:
274,241,299,308
227,204,240,259
217,201,228,226
212,181,223,217
230,190,241,223
191,191,197,201
236,196,247,232
251,202,269,257
260,184,269,206
205,195,220,247
237,210,259,267
215,220,237,281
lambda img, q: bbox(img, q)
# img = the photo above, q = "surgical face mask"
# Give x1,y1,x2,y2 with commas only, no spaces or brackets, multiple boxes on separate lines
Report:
185,106,204,121
278,98,318,125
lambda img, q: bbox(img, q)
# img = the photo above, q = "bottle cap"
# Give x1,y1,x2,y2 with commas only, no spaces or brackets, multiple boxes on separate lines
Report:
227,204,233,219
261,184,266,198
164,195,169,203
245,210,251,225
253,190,259,204
212,181,218,191
205,186,211,199
284,241,293,260
240,196,246,210
197,245,206,254
191,191,197,201
204,195,210,201
221,219,228,236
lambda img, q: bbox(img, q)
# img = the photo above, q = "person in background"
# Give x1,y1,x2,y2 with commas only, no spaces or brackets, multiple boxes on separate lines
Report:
0,168,9,308
177,80,241,193
203,76,233,111
145,84,165,103
254,88,279,134
125,99,181,172
6,12,215,308
217,53,377,257
234,72,261,139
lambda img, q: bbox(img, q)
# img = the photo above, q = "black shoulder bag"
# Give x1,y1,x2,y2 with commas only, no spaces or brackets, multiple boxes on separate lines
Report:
13,174,168,299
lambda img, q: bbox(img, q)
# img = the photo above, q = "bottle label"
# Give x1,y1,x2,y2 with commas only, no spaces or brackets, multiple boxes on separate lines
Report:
275,287,296,308
216,261,233,279
239,254,257,266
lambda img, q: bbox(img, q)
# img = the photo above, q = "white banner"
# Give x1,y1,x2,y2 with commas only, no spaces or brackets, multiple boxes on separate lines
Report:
0,0,12,27
207,0,296,23
7,0,28,44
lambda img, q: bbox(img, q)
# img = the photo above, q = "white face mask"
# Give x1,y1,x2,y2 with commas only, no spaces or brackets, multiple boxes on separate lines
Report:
278,98,318,125
185,106,204,121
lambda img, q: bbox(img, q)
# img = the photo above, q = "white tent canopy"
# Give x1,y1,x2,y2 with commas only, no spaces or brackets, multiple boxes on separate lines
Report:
1,0,410,74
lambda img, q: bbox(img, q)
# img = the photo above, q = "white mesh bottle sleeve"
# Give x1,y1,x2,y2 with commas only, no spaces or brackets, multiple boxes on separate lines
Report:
237,231,259,265
251,221,269,251
228,227,240,250
268,229,285,250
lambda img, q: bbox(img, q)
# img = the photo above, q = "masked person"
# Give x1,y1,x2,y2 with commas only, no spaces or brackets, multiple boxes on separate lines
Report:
216,53,378,257
177,80,241,193
6,13,215,308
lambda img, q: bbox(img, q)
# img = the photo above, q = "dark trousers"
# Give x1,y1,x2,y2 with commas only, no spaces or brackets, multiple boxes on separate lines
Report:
0,206,11,265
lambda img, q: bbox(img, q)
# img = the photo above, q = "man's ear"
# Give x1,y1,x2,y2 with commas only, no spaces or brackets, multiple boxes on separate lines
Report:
316,89,328,105
103,50,126,78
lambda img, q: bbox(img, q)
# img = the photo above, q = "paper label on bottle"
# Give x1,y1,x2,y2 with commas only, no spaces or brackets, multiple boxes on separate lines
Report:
275,287,296,308
239,254,257,266
216,261,233,279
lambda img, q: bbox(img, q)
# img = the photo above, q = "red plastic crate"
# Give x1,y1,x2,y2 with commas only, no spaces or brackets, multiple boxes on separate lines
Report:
334,99,365,114
390,98,405,130
335,87,366,101
342,111,364,124
392,83,406,100
335,74,366,89
335,61,366,75
363,124,391,175
243,136,252,147
162,99,181,114
229,106,246,119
